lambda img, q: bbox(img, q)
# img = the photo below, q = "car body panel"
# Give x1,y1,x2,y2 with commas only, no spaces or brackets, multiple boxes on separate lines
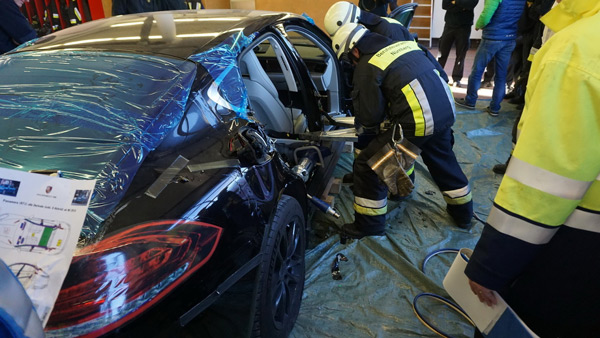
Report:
15,10,302,59
0,9,343,337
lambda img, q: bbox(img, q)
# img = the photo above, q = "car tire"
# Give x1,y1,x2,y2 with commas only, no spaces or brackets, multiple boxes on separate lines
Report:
252,195,306,338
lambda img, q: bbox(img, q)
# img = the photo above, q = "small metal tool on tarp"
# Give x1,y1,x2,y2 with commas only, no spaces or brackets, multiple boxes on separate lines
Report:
331,253,348,280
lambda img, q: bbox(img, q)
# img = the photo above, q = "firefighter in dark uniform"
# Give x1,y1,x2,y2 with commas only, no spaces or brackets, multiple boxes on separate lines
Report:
332,23,473,238
325,2,441,96
326,1,442,188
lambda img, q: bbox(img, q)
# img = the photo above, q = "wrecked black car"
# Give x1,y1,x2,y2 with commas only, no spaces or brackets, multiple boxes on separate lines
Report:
0,9,351,337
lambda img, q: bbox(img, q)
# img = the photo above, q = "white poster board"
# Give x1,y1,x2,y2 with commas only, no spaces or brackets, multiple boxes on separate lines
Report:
0,167,95,326
443,248,539,337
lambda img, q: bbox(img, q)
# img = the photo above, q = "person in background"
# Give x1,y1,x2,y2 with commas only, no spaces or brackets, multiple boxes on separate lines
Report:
332,23,473,238
112,0,188,15
465,1,600,337
437,0,479,88
492,0,555,175
503,0,555,107
480,59,494,88
358,0,398,17
0,0,37,54
454,0,526,117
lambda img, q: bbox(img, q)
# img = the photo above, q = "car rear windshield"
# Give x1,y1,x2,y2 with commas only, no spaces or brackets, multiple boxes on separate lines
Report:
0,51,197,242
0,51,195,135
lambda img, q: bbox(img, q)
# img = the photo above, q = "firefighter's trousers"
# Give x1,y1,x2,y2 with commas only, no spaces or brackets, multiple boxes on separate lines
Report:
353,126,473,231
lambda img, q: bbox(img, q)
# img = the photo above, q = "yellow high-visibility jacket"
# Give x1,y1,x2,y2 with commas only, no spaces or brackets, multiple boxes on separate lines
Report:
466,1,600,335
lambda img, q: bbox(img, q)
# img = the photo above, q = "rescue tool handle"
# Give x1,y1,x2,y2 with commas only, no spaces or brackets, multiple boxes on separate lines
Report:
307,194,340,218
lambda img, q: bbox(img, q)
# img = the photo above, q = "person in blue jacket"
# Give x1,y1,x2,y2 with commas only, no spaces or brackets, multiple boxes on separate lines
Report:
455,0,526,116
0,0,37,54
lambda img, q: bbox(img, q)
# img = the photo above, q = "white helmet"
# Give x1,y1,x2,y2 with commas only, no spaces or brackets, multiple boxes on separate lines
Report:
331,23,368,58
324,1,361,36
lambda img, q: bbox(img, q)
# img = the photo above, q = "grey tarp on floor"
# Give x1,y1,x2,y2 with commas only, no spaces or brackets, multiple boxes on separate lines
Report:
291,100,520,338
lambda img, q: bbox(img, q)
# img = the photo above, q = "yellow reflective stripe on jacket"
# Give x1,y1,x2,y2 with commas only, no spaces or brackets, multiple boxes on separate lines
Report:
382,16,403,25
401,82,424,136
580,180,600,211
515,17,600,184
443,185,472,205
401,79,433,136
435,69,456,118
496,176,581,226
354,196,387,216
487,205,559,244
564,208,600,233
496,157,595,226
368,40,420,70
406,164,414,176
506,157,591,200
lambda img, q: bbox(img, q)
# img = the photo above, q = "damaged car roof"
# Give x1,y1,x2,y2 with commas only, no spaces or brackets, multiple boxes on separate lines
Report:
14,10,307,59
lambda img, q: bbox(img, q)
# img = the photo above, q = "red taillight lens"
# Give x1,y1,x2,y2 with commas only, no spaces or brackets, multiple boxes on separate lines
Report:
44,220,222,337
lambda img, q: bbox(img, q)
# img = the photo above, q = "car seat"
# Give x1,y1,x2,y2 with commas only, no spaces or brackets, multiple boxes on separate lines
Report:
388,3,418,28
240,50,295,133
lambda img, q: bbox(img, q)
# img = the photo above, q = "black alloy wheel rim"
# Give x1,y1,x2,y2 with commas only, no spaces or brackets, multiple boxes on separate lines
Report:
270,217,304,330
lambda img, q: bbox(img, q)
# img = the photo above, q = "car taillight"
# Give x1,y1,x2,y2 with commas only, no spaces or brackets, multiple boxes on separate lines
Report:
44,220,222,338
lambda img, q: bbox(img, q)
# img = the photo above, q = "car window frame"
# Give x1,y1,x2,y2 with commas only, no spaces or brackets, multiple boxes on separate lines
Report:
280,23,346,122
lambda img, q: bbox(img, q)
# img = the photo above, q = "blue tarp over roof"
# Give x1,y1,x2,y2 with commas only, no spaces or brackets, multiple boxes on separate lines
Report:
0,29,256,243
0,51,196,242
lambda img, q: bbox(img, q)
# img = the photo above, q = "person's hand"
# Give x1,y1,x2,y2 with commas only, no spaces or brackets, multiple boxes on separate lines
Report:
468,279,497,307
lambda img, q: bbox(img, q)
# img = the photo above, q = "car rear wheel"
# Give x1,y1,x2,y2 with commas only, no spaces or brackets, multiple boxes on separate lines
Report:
252,195,305,338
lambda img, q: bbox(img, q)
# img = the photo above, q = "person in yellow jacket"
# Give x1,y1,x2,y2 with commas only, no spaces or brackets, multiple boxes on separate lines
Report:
464,0,600,336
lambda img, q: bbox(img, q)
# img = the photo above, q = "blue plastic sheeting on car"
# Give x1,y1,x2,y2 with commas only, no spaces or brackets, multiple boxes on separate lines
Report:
0,51,196,243
294,102,519,337
188,31,258,120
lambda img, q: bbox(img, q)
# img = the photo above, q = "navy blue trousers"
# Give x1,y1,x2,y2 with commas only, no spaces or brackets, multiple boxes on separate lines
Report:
353,127,473,230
